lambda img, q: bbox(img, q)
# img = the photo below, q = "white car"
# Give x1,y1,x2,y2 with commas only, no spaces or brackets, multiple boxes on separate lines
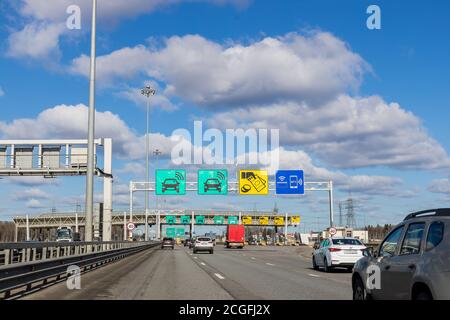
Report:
193,237,214,254
312,237,367,272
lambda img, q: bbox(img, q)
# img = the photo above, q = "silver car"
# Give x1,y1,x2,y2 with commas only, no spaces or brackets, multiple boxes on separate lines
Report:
352,208,450,300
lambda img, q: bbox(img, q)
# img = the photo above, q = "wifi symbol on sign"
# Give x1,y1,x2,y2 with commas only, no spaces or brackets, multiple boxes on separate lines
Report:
217,171,226,181
279,176,286,182
175,172,185,181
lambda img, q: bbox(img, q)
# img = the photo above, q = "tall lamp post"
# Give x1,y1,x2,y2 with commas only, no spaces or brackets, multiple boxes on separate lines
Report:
85,0,97,242
153,149,162,210
141,85,156,241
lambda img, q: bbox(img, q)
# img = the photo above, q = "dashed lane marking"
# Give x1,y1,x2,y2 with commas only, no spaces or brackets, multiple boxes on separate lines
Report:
214,273,225,280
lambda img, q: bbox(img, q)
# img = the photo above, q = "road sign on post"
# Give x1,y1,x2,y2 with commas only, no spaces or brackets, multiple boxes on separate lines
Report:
198,170,228,195
239,170,269,195
259,216,269,225
275,170,304,195
156,170,186,195
291,216,301,225
127,222,136,231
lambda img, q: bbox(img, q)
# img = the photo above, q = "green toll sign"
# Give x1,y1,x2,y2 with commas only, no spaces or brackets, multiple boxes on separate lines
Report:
195,216,205,224
156,170,186,195
198,170,228,195
214,216,225,224
228,216,239,225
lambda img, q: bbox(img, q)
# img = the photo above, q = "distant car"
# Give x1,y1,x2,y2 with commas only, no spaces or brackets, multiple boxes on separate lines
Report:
193,237,214,254
352,208,450,300
161,237,175,250
248,239,257,245
162,179,180,193
312,237,366,272
204,178,222,192
184,238,192,247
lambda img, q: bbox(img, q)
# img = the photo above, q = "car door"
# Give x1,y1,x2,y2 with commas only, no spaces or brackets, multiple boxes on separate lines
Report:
320,239,330,265
316,240,326,266
388,222,426,299
371,225,406,300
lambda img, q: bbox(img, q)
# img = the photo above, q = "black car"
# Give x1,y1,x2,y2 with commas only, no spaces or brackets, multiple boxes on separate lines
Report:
161,237,175,249
184,238,192,247
162,179,180,193
204,178,222,192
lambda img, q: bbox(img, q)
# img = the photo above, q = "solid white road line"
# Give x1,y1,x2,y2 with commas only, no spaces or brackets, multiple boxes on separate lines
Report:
214,273,225,280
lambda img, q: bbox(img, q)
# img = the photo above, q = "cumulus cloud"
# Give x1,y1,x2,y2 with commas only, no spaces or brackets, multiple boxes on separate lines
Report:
0,104,178,160
18,0,251,23
208,95,450,170
428,179,450,194
70,32,367,107
6,22,66,60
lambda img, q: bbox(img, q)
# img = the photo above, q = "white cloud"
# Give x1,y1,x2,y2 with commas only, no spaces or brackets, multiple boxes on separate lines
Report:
70,32,367,107
13,188,51,201
18,0,251,23
428,179,450,194
208,95,450,170
6,22,65,60
0,104,180,160
26,199,46,208
116,85,178,112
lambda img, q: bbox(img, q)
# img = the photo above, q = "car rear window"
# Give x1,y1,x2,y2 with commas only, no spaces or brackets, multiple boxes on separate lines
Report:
197,238,211,241
332,239,362,245
426,221,444,251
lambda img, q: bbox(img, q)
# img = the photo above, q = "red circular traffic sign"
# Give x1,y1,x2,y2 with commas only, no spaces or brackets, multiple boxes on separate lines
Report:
329,227,337,236
127,222,136,231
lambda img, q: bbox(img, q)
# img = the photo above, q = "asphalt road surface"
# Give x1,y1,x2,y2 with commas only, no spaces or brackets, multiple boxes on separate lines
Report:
22,245,352,300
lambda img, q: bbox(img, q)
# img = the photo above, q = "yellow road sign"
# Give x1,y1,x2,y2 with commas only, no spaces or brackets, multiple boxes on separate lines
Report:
239,170,269,195
274,216,285,226
242,216,253,225
291,216,300,224
259,216,269,225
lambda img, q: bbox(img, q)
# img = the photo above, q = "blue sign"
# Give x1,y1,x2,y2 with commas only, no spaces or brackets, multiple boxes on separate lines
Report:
275,170,305,195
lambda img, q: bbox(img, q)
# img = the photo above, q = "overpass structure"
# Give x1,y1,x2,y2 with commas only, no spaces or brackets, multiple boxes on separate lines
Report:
13,209,300,242
0,139,113,241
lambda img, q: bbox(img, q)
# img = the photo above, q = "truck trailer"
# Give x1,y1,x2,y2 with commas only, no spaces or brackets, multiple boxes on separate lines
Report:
225,225,245,249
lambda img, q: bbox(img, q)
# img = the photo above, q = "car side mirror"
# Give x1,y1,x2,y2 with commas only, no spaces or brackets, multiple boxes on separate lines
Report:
366,247,374,257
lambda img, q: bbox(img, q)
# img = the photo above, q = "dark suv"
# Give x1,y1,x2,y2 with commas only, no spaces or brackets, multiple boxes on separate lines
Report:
352,208,450,300
161,237,175,250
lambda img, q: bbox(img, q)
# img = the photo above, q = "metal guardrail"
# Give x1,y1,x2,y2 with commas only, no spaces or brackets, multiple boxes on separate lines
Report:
0,241,160,299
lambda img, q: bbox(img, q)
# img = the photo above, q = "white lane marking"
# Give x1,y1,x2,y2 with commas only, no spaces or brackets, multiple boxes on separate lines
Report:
193,257,198,259
200,262,206,266
251,257,256,260
214,273,225,280
242,254,246,256
265,263,275,266
308,273,321,278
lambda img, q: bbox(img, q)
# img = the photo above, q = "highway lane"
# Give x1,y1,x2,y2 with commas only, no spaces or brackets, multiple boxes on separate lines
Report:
22,245,352,300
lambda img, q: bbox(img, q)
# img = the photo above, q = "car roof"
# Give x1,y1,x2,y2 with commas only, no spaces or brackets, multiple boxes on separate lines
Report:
404,208,450,221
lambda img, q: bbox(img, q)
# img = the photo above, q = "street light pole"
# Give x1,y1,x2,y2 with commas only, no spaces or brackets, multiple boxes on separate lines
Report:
141,86,156,242
85,0,97,242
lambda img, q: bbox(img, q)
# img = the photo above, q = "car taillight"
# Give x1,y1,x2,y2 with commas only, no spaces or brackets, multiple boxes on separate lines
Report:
329,248,341,252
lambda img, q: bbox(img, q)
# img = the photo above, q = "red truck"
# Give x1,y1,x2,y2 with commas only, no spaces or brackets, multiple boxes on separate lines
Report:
225,225,245,249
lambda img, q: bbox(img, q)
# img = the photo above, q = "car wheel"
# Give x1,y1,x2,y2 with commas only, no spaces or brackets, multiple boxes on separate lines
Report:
193,249,197,254
210,250,214,254
312,256,319,270
347,266,353,272
415,291,433,300
353,276,372,300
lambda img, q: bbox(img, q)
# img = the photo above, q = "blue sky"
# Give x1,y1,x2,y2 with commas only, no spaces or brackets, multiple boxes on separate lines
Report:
0,0,450,232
